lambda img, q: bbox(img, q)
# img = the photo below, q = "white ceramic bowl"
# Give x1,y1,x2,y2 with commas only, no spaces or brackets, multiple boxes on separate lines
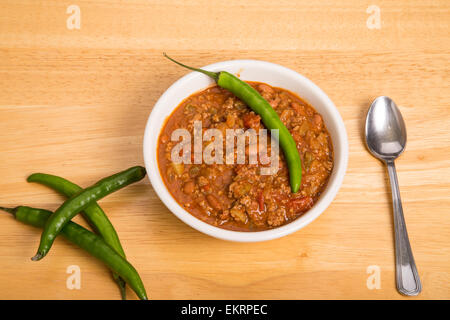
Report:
143,59,348,242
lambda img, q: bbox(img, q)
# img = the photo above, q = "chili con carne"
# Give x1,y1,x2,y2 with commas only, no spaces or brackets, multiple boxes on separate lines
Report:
164,53,302,193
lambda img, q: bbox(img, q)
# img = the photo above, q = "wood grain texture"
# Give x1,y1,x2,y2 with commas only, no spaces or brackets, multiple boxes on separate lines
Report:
0,0,449,299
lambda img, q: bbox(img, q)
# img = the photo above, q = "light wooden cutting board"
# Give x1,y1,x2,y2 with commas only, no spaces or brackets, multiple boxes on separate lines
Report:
0,0,449,299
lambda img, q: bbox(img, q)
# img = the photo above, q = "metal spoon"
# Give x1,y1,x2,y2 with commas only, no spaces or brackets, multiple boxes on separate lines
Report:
365,96,422,296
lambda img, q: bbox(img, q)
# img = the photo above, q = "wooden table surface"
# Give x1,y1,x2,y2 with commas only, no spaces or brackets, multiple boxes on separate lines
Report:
0,0,449,300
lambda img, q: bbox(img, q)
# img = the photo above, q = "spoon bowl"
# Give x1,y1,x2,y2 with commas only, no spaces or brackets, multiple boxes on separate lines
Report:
365,96,407,160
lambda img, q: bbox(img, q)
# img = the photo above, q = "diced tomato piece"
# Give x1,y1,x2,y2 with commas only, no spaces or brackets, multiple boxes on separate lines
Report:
257,191,265,212
243,113,261,129
288,196,313,213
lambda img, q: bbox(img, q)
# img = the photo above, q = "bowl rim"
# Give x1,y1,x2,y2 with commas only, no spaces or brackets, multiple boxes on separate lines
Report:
143,59,348,242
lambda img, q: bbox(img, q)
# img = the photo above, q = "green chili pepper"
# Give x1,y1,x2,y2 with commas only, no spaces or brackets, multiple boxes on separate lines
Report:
0,206,147,300
163,53,302,193
32,166,146,261
27,173,128,300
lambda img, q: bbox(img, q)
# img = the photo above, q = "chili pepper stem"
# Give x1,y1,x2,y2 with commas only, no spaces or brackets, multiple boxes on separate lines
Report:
0,206,16,215
163,53,219,81
117,277,127,300
0,206,44,261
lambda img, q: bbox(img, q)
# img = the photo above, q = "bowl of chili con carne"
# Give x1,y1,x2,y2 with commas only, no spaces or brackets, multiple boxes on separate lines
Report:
143,59,348,242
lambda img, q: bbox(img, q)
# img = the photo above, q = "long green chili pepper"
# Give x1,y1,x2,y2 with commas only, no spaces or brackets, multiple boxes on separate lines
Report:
163,53,302,193
27,173,127,300
32,166,146,261
0,206,147,300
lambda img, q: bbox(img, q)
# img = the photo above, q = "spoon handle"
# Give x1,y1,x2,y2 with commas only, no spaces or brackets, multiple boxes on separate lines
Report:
386,160,422,296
